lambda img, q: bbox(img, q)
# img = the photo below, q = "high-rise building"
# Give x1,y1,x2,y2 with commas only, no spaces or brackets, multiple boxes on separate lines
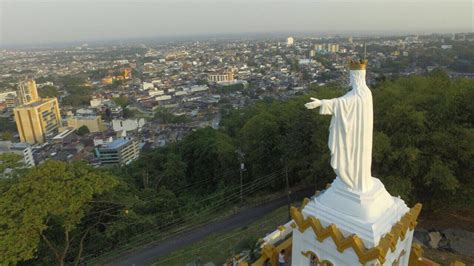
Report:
13,98,61,144
348,36,353,44
328,43,340,53
287,36,294,47
17,79,39,105
5,94,18,112
314,44,324,51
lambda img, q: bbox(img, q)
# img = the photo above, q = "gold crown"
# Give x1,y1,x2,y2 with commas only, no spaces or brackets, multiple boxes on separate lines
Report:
349,59,368,70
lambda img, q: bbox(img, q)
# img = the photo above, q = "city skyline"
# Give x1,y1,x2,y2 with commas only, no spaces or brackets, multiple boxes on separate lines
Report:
1,0,472,47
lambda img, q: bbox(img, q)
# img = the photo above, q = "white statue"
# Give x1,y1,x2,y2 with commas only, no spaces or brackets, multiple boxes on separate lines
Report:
305,60,374,192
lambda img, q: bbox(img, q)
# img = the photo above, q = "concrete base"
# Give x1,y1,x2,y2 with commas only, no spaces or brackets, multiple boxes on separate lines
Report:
291,177,414,265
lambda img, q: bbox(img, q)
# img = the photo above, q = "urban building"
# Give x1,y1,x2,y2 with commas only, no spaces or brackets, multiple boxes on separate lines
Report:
13,98,61,144
287,36,294,47
328,43,340,53
5,94,18,111
95,138,139,166
314,44,324,51
112,118,145,133
207,71,235,83
17,79,39,105
67,115,106,133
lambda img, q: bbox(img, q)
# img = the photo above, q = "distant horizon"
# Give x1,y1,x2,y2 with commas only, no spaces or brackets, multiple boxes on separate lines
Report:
1,0,472,49
1,30,472,50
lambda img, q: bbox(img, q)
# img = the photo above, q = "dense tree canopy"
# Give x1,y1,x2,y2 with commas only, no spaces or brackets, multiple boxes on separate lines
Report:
38,85,59,98
0,161,119,265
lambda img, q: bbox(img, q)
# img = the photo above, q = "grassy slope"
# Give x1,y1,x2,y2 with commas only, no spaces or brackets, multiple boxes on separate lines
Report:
151,204,292,266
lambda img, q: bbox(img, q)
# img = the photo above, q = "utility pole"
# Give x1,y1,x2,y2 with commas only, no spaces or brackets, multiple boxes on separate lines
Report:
240,162,245,205
236,149,245,205
364,43,367,60
282,157,291,219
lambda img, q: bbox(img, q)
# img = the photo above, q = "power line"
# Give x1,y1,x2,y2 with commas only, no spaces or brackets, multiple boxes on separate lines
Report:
87,169,284,262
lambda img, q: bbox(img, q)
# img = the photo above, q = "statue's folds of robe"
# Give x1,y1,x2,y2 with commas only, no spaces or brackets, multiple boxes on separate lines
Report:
319,70,373,192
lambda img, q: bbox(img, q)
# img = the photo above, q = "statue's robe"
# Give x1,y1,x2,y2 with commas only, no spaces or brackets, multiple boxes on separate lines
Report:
319,70,374,192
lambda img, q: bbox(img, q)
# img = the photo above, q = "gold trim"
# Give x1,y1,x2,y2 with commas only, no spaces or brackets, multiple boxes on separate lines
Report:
251,237,292,266
349,59,368,70
409,243,441,266
392,250,406,266
301,250,334,266
301,197,311,209
291,203,422,264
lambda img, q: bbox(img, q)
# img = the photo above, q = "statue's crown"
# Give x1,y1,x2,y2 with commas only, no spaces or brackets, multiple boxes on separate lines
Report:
349,59,368,70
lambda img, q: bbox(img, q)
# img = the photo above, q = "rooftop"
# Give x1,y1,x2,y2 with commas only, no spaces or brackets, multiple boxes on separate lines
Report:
100,138,130,150
16,98,57,109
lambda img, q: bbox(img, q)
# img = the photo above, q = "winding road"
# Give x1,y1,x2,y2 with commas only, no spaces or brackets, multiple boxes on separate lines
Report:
104,187,314,266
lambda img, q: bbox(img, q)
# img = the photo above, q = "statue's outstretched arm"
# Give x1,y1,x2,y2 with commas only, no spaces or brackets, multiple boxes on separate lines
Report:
305,97,335,115
305,97,322,109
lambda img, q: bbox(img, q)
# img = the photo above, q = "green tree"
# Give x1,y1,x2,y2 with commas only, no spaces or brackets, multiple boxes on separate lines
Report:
38,85,59,98
240,111,281,181
1,131,12,141
0,160,119,265
77,125,90,136
112,96,129,108
0,153,22,174
179,128,237,187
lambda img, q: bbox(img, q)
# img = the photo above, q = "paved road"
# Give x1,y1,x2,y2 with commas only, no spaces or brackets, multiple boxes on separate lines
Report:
105,187,314,266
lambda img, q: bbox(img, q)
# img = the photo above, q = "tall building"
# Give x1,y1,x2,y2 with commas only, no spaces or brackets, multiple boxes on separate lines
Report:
314,44,324,51
287,36,294,47
13,98,61,144
95,138,139,166
328,43,340,53
17,79,39,105
5,94,18,112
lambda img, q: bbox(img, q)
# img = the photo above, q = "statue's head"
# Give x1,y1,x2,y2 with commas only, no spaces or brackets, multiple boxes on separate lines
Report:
349,59,368,71
348,60,368,88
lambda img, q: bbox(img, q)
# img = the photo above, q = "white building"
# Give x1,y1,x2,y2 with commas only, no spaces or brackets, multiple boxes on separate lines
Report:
298,59,311,65
0,141,35,168
190,85,209,93
155,95,172,101
142,82,154,90
287,36,294,47
148,89,165,97
0,90,17,102
112,118,146,133
90,97,102,108
95,138,140,166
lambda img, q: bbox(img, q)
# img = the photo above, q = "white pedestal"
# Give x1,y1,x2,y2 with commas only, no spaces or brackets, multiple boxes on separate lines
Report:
291,177,414,266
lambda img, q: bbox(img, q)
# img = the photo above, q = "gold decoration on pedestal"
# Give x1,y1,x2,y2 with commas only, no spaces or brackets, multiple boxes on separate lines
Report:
301,250,334,265
290,203,422,264
251,237,292,266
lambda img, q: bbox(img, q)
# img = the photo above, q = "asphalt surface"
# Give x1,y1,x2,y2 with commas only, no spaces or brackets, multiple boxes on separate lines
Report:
104,187,314,266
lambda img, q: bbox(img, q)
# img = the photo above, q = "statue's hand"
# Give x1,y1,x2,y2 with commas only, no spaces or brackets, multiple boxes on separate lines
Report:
305,97,322,109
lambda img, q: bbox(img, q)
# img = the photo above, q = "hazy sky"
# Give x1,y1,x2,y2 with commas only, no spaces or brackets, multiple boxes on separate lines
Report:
0,0,473,46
